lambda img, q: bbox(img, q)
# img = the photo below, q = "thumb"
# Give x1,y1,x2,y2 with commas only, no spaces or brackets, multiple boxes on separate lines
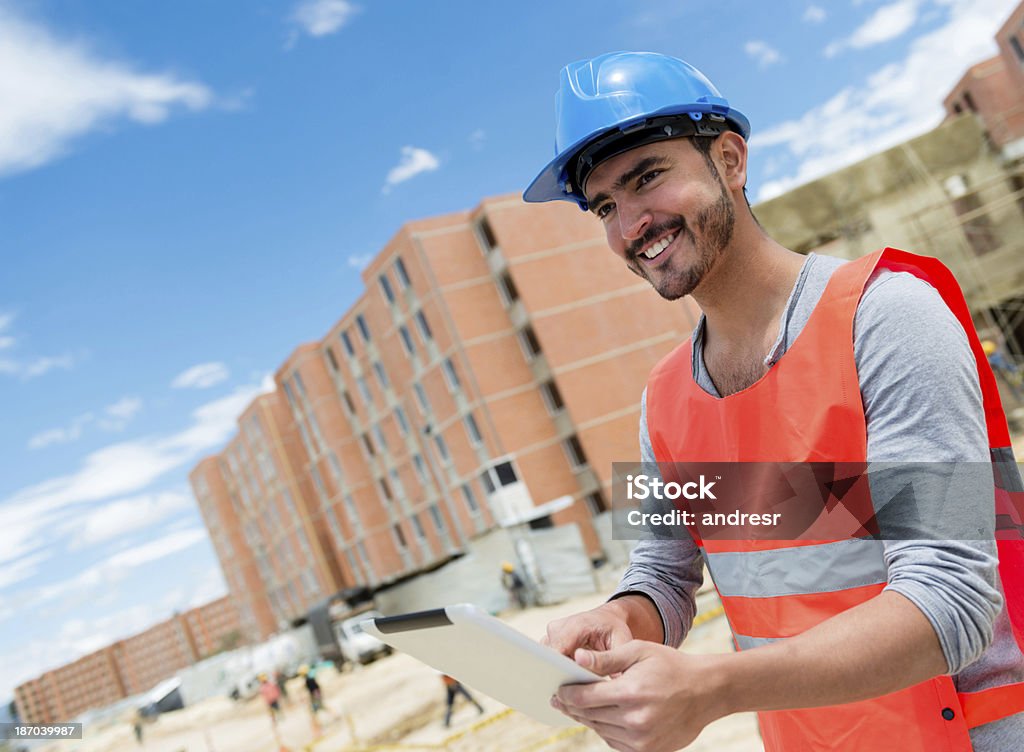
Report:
574,641,644,677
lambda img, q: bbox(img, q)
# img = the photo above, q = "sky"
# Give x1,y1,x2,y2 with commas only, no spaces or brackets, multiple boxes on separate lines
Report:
0,0,1020,707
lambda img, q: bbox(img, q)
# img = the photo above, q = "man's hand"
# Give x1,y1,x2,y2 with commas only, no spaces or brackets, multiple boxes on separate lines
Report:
552,641,728,752
543,595,663,658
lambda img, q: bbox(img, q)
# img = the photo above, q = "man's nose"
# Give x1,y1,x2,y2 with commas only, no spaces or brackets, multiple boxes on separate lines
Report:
618,199,652,244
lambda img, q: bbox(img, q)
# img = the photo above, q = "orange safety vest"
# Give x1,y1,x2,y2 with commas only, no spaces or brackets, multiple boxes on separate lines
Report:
645,249,1024,751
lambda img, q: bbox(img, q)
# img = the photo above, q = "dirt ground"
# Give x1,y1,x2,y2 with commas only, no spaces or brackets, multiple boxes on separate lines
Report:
38,583,761,752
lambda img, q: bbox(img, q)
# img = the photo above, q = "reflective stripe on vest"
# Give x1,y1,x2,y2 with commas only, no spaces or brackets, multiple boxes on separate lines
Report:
646,248,1024,751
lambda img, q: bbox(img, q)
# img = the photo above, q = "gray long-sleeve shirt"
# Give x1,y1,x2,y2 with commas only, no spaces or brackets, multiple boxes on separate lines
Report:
614,253,1024,747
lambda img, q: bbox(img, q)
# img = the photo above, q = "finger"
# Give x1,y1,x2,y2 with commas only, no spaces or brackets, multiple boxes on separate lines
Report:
574,642,645,677
558,678,632,710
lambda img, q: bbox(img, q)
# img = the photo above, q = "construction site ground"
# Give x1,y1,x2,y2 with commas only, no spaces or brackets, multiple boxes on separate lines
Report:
41,584,760,752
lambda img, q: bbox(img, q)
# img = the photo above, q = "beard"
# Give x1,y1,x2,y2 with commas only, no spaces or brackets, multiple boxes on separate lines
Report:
626,177,735,301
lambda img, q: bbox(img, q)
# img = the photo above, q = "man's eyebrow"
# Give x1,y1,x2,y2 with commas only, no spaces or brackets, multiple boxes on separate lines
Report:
587,156,671,211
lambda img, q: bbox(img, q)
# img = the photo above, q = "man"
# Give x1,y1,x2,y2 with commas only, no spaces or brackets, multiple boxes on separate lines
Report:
440,673,484,728
524,52,1024,751
501,561,527,609
257,673,283,726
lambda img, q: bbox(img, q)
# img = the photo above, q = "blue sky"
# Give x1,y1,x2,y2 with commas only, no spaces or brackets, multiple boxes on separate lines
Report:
0,0,1018,706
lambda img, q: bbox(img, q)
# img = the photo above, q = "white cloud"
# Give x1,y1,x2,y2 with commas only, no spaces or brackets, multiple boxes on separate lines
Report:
172,361,230,389
744,40,783,68
290,0,357,38
752,0,1017,201
382,146,440,193
27,397,141,449
0,380,265,571
0,551,48,589
0,353,75,380
31,528,209,608
469,129,486,150
804,5,827,22
73,490,194,548
99,395,143,431
347,254,372,269
188,568,228,609
0,6,212,178
825,0,921,57
28,413,93,449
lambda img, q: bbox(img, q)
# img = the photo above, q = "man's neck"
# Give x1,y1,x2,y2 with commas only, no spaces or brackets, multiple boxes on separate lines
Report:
692,220,805,351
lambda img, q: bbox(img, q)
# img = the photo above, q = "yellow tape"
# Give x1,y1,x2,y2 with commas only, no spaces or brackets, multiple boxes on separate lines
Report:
691,604,725,628
515,725,589,751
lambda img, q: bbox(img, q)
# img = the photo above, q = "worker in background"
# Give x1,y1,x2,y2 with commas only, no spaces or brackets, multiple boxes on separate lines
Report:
258,673,283,726
500,561,527,609
440,674,484,728
298,664,323,714
525,51,1024,751
983,339,1023,401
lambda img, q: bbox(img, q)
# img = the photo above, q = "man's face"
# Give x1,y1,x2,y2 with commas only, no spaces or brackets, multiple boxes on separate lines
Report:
583,138,735,300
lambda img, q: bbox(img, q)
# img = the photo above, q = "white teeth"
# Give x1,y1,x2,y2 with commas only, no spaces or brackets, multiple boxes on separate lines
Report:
642,232,676,259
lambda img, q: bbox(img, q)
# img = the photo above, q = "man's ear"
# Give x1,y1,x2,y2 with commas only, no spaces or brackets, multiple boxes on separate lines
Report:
716,132,748,193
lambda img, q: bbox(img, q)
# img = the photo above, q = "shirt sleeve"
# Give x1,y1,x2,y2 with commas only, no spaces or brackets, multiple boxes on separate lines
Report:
610,387,704,648
856,270,1003,674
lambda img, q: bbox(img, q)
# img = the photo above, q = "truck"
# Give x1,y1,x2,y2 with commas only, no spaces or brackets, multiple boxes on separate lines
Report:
306,589,390,668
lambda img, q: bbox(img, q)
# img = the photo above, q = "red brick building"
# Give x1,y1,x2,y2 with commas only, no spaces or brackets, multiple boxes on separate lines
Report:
14,596,241,723
944,1,1024,154
192,195,701,640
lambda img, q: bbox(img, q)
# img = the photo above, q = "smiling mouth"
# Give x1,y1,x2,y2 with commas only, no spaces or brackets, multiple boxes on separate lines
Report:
638,232,677,262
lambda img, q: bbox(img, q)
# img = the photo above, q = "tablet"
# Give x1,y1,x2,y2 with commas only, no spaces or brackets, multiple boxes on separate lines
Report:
362,603,601,727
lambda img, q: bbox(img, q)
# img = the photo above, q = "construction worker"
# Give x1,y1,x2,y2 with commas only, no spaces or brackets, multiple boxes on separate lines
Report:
500,561,527,609
258,673,283,725
524,52,1024,751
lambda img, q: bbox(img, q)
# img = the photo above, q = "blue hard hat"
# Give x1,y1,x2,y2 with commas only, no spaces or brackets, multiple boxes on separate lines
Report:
524,52,750,210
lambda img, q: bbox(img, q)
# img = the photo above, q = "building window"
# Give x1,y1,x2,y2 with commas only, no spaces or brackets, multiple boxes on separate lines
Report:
540,381,565,413
379,274,395,304
496,271,520,306
415,310,433,342
379,477,393,502
464,413,483,447
325,347,340,372
429,504,447,536
434,432,450,463
394,406,410,435
340,330,356,357
356,313,371,342
399,325,416,356
493,461,519,486
480,469,495,494
1012,35,1024,63
518,326,542,360
563,435,588,469
586,490,608,515
393,524,407,549
356,376,373,405
340,389,356,415
414,382,432,415
963,90,977,112
461,483,480,514
293,372,307,398
412,514,427,542
394,257,411,289
372,423,388,452
372,361,390,390
952,102,963,115
413,453,428,483
442,358,461,392
362,433,376,457
475,216,498,253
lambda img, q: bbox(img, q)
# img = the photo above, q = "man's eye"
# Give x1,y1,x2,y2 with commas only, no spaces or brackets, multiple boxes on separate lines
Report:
595,203,614,219
638,170,662,187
